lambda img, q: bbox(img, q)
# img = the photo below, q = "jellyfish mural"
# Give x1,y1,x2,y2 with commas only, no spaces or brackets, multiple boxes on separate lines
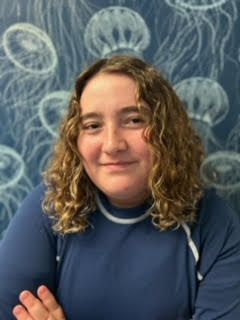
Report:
174,77,229,152
165,0,230,11
0,23,58,108
2,23,57,75
20,90,71,183
0,23,58,138
29,0,93,88
153,0,237,81
201,151,240,191
38,90,70,172
200,151,240,212
84,6,151,58
226,115,240,153
38,90,70,138
0,145,32,239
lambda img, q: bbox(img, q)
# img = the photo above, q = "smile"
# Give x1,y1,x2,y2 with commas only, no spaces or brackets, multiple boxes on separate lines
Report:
101,161,136,170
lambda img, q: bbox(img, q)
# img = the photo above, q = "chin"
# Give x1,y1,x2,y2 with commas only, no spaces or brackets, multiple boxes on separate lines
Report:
96,178,149,200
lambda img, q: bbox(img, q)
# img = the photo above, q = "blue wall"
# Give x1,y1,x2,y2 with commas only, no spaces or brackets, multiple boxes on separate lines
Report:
1,0,240,238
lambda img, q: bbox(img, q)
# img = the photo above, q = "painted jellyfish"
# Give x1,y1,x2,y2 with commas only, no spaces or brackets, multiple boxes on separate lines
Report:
84,6,151,58
165,0,230,11
226,115,240,153
0,23,58,115
0,146,24,190
30,0,93,88
153,0,237,81
174,77,229,152
38,90,71,139
18,90,71,184
200,151,240,212
200,151,240,191
0,145,32,239
34,90,70,174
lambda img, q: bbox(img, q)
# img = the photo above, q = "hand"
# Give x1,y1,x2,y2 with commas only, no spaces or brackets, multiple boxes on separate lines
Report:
12,285,66,320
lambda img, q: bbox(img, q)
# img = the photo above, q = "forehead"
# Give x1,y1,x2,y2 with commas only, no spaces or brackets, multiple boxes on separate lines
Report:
80,72,138,111
83,72,136,91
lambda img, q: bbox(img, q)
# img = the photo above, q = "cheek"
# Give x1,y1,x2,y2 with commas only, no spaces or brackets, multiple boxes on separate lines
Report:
77,135,99,164
144,151,153,174
77,135,84,158
77,135,90,164
142,149,153,178
136,140,152,164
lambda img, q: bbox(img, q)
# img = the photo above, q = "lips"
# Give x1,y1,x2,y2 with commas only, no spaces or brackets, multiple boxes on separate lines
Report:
101,161,136,170
102,161,135,166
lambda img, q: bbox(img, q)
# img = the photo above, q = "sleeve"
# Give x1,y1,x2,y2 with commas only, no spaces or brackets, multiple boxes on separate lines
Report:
0,184,57,319
194,191,240,319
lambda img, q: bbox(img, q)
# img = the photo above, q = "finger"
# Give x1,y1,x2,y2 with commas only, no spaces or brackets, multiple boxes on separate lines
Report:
19,290,51,320
12,304,33,320
37,286,66,320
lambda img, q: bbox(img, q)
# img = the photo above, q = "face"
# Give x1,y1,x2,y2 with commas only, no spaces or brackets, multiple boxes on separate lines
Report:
77,72,153,208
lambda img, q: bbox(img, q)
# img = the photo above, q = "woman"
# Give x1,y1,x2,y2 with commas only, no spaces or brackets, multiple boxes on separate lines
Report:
0,56,240,320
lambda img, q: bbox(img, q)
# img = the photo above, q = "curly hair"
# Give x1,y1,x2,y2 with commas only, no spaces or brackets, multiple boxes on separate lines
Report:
42,55,205,234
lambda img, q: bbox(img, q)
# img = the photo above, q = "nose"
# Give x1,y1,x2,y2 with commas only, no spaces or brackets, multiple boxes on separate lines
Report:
102,125,128,155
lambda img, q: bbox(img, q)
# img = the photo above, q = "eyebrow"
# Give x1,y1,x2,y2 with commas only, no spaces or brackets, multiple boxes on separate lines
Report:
80,106,143,122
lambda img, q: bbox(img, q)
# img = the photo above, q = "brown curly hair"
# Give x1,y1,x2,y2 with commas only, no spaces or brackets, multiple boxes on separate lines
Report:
42,55,205,234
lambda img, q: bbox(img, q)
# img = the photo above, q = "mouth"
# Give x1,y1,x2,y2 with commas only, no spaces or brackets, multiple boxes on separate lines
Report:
102,161,135,165
101,161,136,170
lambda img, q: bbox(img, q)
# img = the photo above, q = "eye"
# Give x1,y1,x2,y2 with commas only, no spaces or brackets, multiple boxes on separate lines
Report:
130,117,144,123
81,122,102,131
124,116,146,127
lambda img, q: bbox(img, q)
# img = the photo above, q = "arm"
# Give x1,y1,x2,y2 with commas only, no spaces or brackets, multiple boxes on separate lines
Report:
0,184,58,319
194,193,240,319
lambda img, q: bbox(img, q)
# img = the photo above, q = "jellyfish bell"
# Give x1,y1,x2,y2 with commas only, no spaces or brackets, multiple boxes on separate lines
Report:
200,151,240,191
104,49,142,59
174,77,228,151
165,0,229,11
0,24,58,109
84,6,150,58
2,23,58,75
38,90,71,138
174,77,229,126
0,145,24,190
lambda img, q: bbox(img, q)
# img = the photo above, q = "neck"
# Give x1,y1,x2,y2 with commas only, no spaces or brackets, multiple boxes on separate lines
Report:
107,192,150,208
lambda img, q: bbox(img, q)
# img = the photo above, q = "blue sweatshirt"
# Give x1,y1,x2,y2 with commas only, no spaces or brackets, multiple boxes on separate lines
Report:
0,184,240,319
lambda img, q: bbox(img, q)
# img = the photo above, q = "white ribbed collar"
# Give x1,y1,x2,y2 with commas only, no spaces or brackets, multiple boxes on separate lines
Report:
95,193,152,225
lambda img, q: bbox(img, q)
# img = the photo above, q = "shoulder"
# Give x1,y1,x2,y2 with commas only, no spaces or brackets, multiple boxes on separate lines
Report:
3,183,54,241
18,183,46,211
15,183,50,225
193,188,240,275
15,183,48,220
196,188,240,235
